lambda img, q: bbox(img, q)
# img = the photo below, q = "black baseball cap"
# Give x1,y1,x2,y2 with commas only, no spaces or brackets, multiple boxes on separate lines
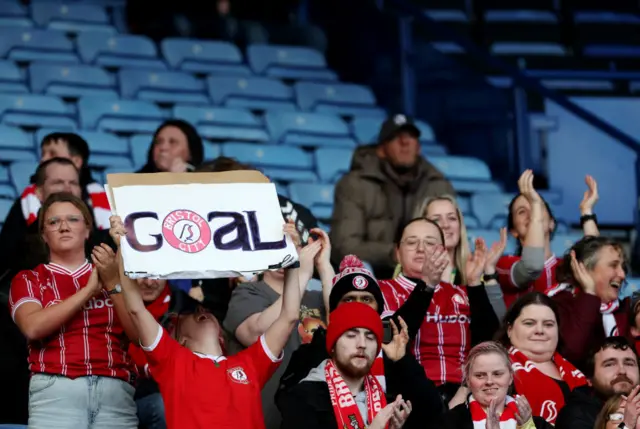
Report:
377,114,421,144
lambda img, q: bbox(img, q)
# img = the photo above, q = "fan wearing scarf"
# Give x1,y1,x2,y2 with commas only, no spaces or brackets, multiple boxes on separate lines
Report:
546,235,629,371
438,341,552,429
280,302,412,429
496,292,588,424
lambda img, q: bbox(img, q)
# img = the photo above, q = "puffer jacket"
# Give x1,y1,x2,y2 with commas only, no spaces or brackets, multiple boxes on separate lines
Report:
330,145,455,278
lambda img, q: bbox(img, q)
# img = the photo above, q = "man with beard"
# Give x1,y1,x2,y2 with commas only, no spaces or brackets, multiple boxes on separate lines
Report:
556,336,640,429
279,302,412,429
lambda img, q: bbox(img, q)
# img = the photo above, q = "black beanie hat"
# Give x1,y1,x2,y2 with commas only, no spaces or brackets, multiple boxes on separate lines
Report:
329,255,385,314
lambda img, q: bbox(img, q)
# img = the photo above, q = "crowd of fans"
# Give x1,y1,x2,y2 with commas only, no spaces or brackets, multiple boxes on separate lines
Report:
0,113,636,429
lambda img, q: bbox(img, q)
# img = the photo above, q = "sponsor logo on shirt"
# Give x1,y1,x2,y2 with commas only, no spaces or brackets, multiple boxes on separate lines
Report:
451,294,468,306
425,313,470,324
227,367,249,384
83,297,114,310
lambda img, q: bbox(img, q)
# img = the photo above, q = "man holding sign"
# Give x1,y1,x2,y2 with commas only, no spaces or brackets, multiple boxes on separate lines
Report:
109,215,303,429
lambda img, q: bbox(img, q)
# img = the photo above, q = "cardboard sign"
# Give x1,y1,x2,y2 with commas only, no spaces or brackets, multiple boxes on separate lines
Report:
106,171,298,279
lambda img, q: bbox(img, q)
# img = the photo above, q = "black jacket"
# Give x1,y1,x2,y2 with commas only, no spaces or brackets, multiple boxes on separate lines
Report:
554,386,603,429
438,402,554,429
279,356,442,429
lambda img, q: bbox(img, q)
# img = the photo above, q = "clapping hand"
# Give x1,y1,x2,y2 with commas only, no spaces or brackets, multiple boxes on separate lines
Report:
484,228,508,274
579,175,599,215
109,215,126,248
370,395,412,429
622,385,640,429
92,243,119,288
466,238,488,285
518,170,542,205
381,317,410,362
570,250,596,295
309,227,332,269
421,245,449,286
515,395,533,426
485,399,500,429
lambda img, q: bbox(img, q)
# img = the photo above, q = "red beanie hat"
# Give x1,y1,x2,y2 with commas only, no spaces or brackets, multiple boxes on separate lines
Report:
326,302,384,355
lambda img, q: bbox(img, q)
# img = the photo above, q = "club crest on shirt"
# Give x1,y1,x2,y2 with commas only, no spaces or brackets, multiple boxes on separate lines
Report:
451,294,468,306
227,367,249,384
352,276,368,290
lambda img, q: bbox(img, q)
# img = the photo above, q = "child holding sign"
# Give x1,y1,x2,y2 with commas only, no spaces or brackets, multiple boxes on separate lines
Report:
109,215,302,429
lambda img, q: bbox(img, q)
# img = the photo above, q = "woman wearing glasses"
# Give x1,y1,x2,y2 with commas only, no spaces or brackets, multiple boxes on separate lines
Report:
8,192,138,429
379,217,500,405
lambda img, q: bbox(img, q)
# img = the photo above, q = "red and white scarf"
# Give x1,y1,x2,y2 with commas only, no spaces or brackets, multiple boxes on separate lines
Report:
509,347,587,424
370,350,386,392
20,182,111,230
546,282,620,336
325,359,387,429
469,395,518,429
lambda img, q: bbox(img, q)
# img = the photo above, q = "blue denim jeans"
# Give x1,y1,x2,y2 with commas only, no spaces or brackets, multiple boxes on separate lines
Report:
136,393,167,429
28,373,137,429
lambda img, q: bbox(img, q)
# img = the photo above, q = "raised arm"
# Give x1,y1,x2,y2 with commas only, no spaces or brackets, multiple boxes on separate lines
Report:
512,170,546,286
264,263,303,358
12,269,101,341
310,228,335,318
109,215,160,348
579,175,600,237
483,228,508,320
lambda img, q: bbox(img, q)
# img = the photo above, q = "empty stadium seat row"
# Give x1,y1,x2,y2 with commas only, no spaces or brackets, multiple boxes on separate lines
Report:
0,62,384,116
0,27,336,82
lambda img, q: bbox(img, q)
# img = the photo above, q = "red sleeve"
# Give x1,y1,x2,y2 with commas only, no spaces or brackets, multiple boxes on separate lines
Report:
9,270,42,321
236,334,283,389
379,281,400,317
496,256,520,291
141,325,183,381
552,291,602,365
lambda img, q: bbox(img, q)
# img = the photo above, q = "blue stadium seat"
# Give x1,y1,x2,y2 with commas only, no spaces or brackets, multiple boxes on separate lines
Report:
470,192,513,228
295,82,383,117
265,112,356,148
119,69,208,105
29,62,118,98
0,28,78,63
551,232,584,257
421,144,448,157
35,128,129,157
0,94,76,129
0,197,13,227
78,97,165,133
129,134,151,168
467,229,518,255
207,76,296,111
88,154,133,169
161,38,251,76
621,278,640,300
173,105,268,142
221,142,317,183
247,45,337,82
429,155,501,193
0,1,33,28
288,183,334,220
203,142,221,161
103,166,136,180
0,125,34,152
31,3,115,33
351,116,436,143
0,183,16,198
0,149,37,162
0,165,9,182
76,33,166,70
9,161,37,191
0,60,28,93
315,148,353,183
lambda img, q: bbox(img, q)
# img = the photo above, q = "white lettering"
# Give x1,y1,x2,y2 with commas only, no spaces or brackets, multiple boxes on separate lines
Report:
424,313,470,324
83,297,114,311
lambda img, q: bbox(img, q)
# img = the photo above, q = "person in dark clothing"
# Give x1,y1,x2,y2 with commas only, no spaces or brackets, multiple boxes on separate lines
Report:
137,120,204,174
555,336,640,429
438,341,553,429
280,302,413,429
277,254,443,428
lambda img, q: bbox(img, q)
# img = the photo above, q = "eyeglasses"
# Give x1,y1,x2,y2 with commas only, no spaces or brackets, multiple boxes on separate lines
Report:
401,238,440,250
44,215,85,231
608,413,624,422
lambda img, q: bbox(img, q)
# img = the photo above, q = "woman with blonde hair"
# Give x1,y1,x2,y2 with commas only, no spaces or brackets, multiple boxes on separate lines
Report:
594,391,640,429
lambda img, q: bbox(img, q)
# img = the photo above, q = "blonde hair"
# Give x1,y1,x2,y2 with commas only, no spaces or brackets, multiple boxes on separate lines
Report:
413,194,470,285
462,341,513,387
594,394,625,429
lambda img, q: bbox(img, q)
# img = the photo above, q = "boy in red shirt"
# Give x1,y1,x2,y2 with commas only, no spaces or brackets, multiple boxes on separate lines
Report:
110,215,302,429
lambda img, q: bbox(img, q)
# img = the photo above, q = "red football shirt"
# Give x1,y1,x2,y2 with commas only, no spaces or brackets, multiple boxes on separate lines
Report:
497,255,560,308
143,327,281,429
9,262,131,381
380,275,470,385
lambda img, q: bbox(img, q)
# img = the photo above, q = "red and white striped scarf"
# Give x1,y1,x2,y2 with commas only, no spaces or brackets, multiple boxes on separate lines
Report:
546,282,620,336
20,182,111,230
469,395,518,429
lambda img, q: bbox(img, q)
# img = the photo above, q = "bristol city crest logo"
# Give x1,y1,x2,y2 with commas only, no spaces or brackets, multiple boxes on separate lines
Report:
352,276,368,290
162,210,212,254
227,367,249,384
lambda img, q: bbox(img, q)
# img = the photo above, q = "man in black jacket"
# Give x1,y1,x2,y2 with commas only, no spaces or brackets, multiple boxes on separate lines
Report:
280,302,412,429
555,336,640,429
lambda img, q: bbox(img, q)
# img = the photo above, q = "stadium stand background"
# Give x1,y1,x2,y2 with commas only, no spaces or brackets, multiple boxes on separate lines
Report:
0,0,639,301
